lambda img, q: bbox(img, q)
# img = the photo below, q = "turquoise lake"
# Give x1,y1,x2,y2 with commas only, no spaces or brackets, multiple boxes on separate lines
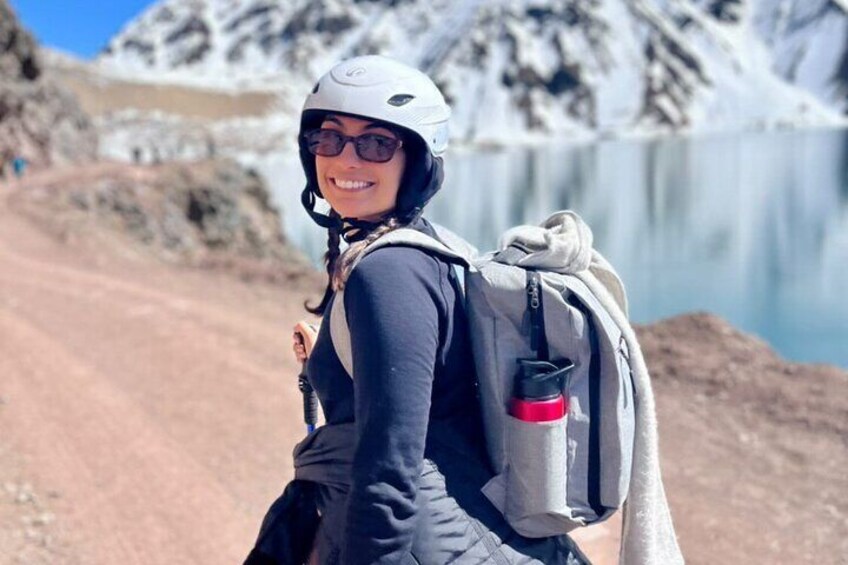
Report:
257,126,848,368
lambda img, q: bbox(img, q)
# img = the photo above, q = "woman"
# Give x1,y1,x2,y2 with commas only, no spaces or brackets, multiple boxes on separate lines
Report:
274,55,590,565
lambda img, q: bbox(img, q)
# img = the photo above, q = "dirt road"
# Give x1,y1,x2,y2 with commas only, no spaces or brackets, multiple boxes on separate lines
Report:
0,182,317,563
0,174,622,564
3,169,845,565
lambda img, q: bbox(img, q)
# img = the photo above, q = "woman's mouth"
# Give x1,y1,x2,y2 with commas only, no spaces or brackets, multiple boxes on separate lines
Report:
331,178,375,191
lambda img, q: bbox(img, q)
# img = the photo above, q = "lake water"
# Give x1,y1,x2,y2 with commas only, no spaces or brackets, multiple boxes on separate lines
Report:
249,127,848,368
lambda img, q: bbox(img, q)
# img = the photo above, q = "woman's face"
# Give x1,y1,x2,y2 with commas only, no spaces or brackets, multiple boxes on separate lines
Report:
315,114,406,222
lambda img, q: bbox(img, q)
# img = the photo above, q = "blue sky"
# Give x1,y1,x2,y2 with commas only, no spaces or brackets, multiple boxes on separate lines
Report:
9,0,154,60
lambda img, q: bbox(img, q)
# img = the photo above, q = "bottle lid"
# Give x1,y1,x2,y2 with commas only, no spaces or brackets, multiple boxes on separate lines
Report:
513,359,574,400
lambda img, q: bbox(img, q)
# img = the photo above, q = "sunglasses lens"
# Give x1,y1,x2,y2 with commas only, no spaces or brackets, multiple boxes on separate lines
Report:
356,134,400,163
305,130,400,162
305,129,344,156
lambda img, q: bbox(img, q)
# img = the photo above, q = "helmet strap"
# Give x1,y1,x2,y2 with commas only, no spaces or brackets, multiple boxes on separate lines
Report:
299,185,395,243
300,186,341,229
339,217,385,243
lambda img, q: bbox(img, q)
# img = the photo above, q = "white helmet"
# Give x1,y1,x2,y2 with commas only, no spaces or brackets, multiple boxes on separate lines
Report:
302,55,450,156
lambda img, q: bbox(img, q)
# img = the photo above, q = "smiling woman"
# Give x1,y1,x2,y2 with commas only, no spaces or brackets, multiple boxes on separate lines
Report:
245,56,591,565
311,115,406,221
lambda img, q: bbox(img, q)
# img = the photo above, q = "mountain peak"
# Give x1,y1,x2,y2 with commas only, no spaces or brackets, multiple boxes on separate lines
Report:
94,0,847,141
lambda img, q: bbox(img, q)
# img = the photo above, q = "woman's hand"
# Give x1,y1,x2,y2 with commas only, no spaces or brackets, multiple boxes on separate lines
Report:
292,321,319,363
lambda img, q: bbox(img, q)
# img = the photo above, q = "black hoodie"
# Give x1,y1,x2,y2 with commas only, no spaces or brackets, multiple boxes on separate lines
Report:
305,217,483,563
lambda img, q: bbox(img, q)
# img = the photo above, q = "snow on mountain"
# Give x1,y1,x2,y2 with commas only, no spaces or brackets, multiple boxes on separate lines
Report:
94,0,848,145
753,0,848,113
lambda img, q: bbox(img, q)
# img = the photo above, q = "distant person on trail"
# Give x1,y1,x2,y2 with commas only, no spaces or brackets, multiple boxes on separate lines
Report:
12,156,27,179
245,56,591,565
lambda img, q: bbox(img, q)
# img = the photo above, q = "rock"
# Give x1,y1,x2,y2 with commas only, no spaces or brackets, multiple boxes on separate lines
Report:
29,512,55,527
14,490,34,505
0,0,97,167
10,159,315,283
0,1,39,81
636,312,848,564
637,312,848,438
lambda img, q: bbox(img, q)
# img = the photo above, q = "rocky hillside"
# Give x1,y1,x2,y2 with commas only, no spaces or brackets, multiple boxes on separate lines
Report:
0,0,97,167
93,0,848,141
637,312,848,563
6,159,313,283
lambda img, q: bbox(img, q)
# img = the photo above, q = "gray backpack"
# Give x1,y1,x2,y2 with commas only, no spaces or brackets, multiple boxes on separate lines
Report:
330,210,634,537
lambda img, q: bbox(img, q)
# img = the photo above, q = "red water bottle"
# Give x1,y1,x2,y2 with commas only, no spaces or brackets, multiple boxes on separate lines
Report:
509,359,574,422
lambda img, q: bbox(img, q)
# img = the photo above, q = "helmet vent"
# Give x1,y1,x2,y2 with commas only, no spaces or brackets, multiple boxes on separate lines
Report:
312,82,320,94
387,94,415,107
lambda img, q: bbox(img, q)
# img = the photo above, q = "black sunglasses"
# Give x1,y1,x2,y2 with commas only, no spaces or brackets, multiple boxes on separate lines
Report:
303,128,403,163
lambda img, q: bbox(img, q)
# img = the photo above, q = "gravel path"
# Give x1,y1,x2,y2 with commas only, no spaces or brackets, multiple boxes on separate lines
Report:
0,181,315,564
3,167,845,565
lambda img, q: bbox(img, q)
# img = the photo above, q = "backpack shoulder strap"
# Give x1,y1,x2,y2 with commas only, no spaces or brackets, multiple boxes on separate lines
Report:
351,227,470,269
432,223,479,260
329,291,353,377
329,227,470,378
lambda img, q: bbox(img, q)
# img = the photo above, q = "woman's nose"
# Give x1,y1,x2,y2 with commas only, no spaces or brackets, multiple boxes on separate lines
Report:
337,139,362,166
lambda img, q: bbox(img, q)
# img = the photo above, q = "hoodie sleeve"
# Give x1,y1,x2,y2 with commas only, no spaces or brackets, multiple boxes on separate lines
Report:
339,246,444,564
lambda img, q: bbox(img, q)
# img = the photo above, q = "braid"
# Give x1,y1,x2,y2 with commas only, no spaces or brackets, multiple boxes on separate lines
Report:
326,217,342,277
305,212,411,315
333,217,402,291
304,210,342,316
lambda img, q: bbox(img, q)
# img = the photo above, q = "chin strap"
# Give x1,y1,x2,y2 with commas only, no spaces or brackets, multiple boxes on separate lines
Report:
301,186,339,229
301,186,405,243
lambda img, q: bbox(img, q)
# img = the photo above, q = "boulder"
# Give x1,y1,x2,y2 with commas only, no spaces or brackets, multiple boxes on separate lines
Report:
0,0,97,167
8,159,314,283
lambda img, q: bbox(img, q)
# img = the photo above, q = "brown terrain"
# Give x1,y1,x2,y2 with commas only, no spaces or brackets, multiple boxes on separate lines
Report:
4,2,843,562
0,163,320,565
46,56,278,121
1,163,846,565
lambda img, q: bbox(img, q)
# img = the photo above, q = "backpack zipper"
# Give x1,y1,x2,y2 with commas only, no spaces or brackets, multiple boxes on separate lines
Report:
526,271,548,360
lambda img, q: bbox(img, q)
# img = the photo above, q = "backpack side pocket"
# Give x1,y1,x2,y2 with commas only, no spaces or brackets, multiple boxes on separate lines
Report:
501,414,573,538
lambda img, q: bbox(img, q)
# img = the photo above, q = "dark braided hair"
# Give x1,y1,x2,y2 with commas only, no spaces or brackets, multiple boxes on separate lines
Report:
332,217,402,291
305,210,342,316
